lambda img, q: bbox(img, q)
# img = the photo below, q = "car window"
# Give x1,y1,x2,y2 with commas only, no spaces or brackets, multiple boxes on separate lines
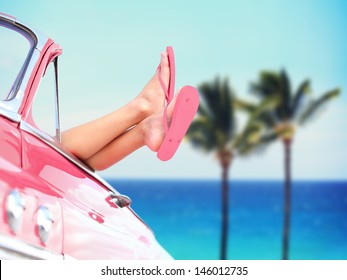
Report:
0,24,30,101
32,62,58,138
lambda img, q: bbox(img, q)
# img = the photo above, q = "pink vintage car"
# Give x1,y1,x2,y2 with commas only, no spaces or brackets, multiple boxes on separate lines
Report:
0,12,171,259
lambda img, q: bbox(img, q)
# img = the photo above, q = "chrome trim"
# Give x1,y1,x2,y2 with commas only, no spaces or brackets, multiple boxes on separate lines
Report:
19,121,119,194
0,234,63,259
6,189,26,234
53,58,61,142
0,13,48,52
36,206,54,244
0,15,48,113
1,49,41,113
14,19,48,52
0,106,21,122
0,12,17,22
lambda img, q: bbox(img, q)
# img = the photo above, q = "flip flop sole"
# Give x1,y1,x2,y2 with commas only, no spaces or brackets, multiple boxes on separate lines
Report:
157,85,199,161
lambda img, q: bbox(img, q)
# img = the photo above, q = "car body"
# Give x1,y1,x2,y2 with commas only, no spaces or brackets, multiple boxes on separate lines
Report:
0,12,171,260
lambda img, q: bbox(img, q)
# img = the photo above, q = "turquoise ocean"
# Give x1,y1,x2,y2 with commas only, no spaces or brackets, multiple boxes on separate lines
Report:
107,179,347,260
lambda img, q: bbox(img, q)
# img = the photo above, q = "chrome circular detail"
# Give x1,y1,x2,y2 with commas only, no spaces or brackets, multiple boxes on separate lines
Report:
36,206,53,244
6,189,25,234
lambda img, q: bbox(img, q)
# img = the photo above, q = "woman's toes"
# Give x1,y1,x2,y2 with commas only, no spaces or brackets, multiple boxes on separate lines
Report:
159,51,170,90
135,49,170,115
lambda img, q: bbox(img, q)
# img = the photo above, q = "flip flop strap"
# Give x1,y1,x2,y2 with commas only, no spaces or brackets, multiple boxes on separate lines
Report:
157,65,170,104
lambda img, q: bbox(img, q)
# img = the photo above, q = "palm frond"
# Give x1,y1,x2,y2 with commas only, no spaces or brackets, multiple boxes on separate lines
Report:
197,77,236,141
186,77,237,153
234,98,257,114
259,131,279,144
233,95,279,153
291,79,311,119
196,96,209,116
250,71,281,98
299,88,340,125
257,111,277,128
279,70,292,119
222,78,235,139
233,121,261,147
186,117,217,152
248,95,280,124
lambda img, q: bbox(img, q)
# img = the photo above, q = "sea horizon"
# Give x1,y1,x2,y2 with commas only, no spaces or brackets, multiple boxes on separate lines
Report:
105,178,347,260
105,177,347,183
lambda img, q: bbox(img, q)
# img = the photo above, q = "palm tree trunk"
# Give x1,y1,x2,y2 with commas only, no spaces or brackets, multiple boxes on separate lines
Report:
220,153,232,260
220,165,229,260
282,139,292,260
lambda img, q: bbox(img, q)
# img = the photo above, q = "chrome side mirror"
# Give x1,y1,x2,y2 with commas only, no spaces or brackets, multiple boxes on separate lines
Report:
109,193,132,208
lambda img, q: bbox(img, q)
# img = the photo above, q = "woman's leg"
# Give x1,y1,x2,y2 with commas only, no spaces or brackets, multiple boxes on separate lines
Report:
61,52,170,160
84,124,145,170
85,96,176,170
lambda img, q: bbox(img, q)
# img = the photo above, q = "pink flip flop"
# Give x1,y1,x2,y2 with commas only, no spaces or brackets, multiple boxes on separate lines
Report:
156,46,200,161
157,46,175,105
157,85,199,161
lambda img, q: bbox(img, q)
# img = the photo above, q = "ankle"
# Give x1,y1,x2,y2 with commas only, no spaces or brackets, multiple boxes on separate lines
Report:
139,112,165,152
131,98,153,120
138,118,148,147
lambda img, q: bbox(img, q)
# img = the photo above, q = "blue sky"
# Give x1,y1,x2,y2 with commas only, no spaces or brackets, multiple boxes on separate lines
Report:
2,0,347,180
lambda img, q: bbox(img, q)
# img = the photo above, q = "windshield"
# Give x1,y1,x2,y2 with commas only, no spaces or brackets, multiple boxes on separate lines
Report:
0,21,32,101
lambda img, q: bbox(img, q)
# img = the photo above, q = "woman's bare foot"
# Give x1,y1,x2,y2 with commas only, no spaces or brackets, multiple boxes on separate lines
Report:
132,50,170,118
140,93,177,152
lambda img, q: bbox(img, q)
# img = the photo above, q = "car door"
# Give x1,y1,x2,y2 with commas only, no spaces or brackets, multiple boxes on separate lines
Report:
0,117,63,259
0,16,63,259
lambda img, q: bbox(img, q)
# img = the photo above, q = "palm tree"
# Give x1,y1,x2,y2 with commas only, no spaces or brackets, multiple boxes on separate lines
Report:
185,77,272,260
250,69,340,260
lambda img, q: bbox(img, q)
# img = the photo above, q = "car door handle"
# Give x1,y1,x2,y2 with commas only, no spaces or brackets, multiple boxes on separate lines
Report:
109,193,132,208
